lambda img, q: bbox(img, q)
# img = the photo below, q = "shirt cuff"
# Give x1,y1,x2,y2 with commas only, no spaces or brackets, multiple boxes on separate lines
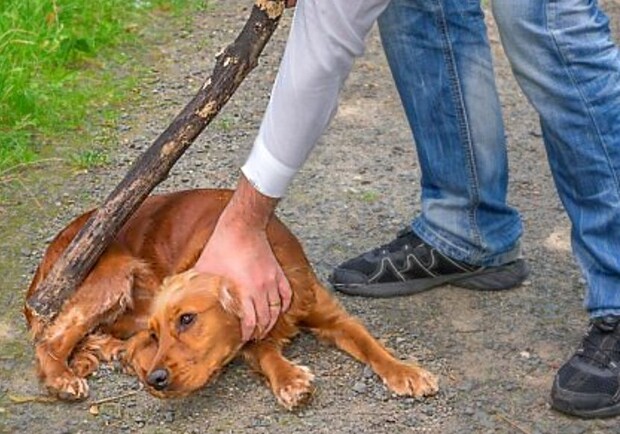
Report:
241,136,298,199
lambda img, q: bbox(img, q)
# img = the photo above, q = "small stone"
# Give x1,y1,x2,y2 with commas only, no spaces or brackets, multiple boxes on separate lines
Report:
564,425,587,434
405,415,418,428
458,381,474,392
421,405,434,416
251,416,270,427
362,366,374,379
352,381,367,394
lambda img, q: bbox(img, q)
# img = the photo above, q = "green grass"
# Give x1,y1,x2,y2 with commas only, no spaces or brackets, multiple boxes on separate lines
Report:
0,0,205,171
70,148,109,169
215,115,234,132
360,189,380,203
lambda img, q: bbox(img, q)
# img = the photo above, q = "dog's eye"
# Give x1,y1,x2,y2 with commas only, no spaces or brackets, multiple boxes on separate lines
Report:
178,313,196,330
150,331,158,342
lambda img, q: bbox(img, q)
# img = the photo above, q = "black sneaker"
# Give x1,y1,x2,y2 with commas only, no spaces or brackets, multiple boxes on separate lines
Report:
329,228,529,297
551,316,620,418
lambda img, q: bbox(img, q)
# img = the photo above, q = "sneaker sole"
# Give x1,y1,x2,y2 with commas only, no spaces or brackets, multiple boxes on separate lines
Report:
333,259,529,298
551,398,620,419
551,378,620,419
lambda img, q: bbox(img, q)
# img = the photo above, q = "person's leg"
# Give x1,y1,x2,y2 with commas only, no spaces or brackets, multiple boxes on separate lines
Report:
331,0,527,296
493,0,620,418
381,0,522,265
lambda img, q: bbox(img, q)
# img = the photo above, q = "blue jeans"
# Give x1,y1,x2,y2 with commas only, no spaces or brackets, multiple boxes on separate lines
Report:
378,0,620,317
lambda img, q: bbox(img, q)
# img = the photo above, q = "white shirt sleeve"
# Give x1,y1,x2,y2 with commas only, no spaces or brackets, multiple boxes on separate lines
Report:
241,0,391,198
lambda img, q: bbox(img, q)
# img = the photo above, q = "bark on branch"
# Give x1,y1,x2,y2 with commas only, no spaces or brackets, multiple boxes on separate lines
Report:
27,0,286,323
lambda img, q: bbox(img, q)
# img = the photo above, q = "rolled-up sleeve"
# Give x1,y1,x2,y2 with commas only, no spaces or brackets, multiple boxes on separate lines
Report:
242,0,391,198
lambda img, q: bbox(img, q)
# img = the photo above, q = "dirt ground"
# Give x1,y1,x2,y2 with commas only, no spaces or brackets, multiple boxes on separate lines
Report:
2,1,620,433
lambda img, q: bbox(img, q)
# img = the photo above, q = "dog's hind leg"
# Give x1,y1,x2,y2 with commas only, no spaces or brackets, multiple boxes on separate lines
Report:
242,342,315,410
302,284,438,398
33,244,152,400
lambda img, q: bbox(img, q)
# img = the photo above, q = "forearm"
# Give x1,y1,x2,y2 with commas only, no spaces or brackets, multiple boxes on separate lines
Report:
243,0,391,198
195,0,394,340
222,174,279,229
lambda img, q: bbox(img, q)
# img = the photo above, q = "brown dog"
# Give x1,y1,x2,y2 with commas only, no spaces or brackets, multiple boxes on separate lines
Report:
25,189,438,409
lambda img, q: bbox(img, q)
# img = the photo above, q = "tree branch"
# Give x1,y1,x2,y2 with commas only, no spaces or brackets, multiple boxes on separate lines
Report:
27,0,286,323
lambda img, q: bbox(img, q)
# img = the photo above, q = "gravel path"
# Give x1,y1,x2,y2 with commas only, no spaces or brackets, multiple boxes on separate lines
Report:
1,2,620,433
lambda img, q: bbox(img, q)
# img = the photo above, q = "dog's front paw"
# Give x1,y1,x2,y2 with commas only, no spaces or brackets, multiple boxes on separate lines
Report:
382,362,438,398
46,371,90,401
70,352,100,378
273,365,315,410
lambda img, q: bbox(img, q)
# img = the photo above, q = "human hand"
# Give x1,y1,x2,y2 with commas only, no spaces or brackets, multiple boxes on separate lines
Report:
193,177,292,342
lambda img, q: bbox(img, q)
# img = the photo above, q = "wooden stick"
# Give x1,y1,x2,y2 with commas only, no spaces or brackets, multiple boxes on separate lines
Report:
496,411,532,434
89,390,138,406
27,0,286,324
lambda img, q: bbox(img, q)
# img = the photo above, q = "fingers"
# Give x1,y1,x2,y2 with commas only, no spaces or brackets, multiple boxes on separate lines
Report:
260,272,292,338
240,281,278,342
254,288,272,340
277,272,292,313
241,273,290,341
240,297,257,342
264,285,282,338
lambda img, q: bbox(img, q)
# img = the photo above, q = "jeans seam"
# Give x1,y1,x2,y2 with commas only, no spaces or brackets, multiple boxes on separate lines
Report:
546,0,620,198
435,1,483,254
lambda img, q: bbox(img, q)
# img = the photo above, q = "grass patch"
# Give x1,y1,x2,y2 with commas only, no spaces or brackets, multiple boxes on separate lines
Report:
360,190,380,203
70,149,109,169
215,115,234,132
0,0,206,171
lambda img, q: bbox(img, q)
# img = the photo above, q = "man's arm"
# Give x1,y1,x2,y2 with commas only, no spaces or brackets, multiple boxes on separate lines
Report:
194,0,391,341
194,174,286,341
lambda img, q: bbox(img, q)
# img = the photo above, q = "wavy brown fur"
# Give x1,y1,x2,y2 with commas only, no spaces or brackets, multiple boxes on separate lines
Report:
25,189,438,408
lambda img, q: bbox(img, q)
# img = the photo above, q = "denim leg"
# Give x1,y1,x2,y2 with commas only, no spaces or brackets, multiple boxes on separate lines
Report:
492,0,620,316
378,0,523,266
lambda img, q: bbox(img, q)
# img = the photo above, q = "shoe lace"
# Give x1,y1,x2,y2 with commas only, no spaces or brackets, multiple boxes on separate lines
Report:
370,228,421,255
578,317,620,368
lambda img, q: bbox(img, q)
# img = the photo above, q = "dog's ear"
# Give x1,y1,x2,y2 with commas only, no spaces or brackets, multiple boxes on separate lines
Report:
217,277,242,319
162,269,200,291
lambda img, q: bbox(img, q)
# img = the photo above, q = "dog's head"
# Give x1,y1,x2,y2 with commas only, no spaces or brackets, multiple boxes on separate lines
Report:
134,270,244,398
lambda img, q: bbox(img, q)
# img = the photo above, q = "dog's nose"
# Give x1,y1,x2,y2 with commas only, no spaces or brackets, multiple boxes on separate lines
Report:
147,368,170,390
